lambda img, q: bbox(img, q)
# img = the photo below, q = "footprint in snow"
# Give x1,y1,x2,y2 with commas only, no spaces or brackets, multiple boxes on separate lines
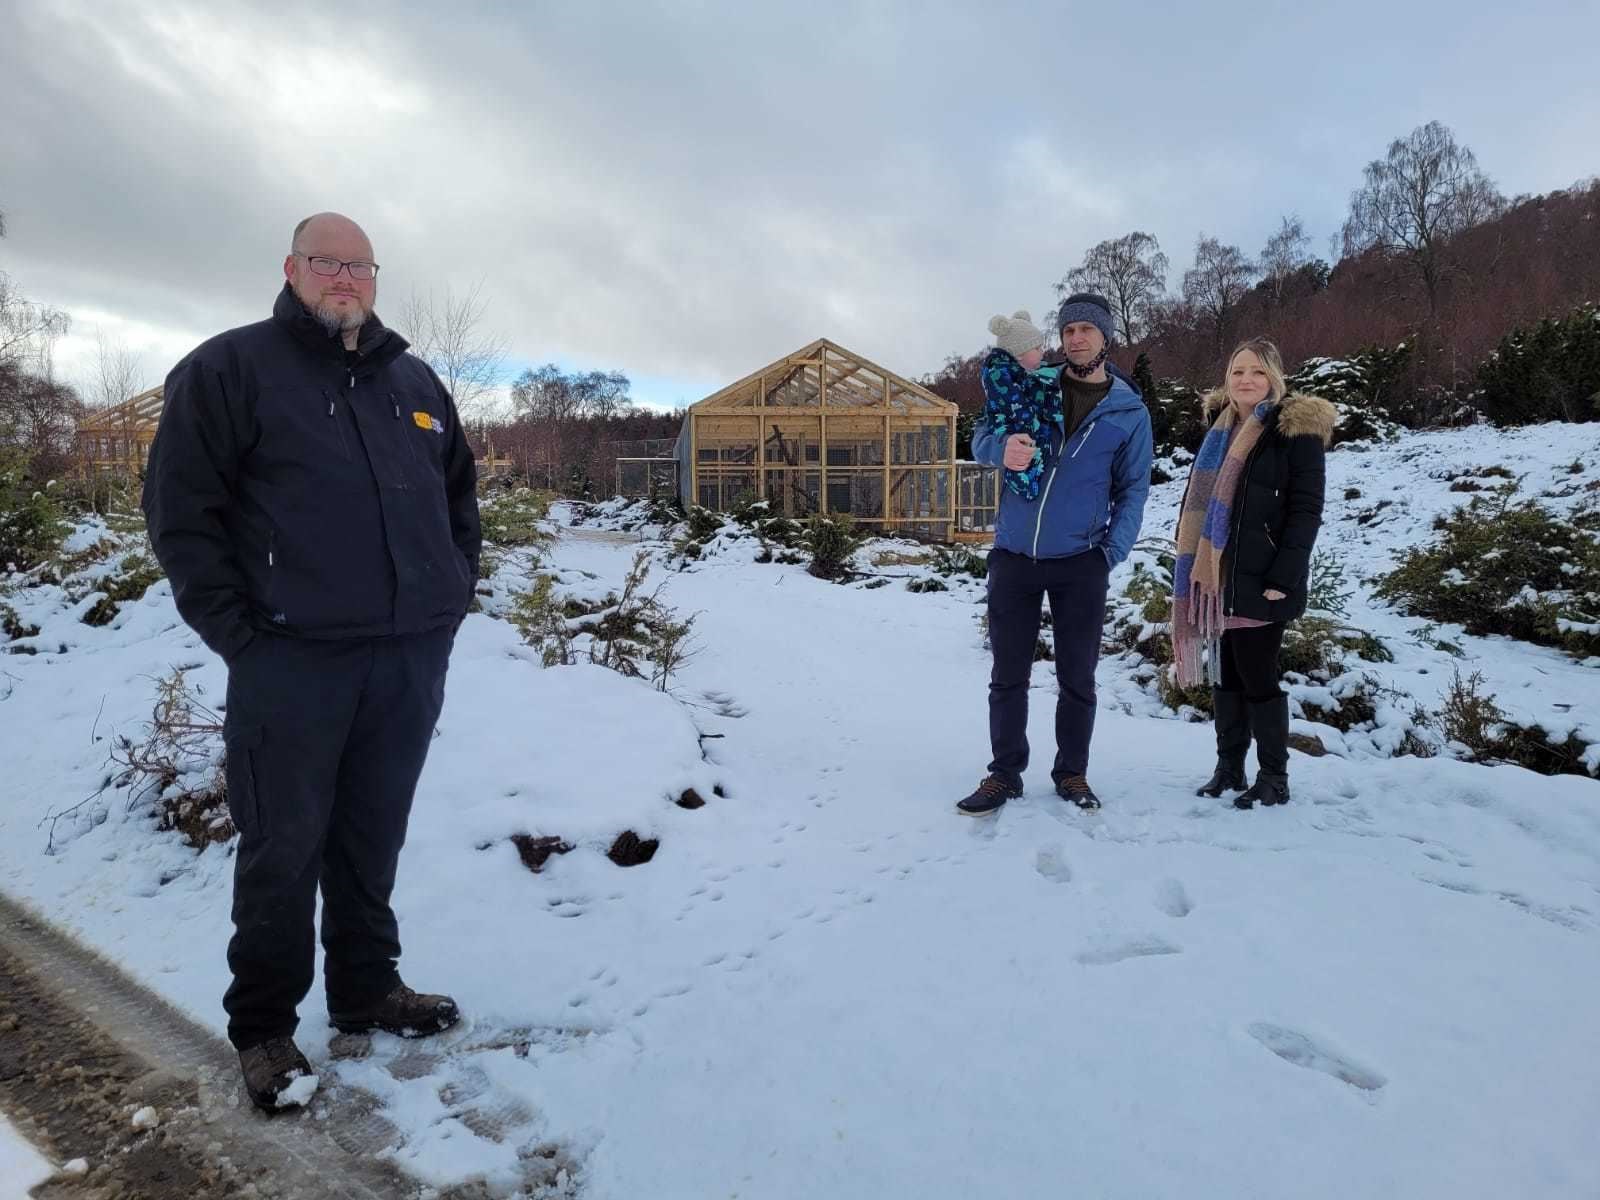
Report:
967,819,1000,842
1075,937,1182,966
1034,846,1073,884
700,690,748,718
1153,878,1193,918
1246,1022,1387,1092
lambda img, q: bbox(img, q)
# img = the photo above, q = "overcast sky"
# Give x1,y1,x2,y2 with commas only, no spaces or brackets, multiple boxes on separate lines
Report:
3,0,1597,412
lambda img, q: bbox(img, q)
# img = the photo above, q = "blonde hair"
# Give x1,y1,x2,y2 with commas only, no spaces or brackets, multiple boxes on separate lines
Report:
1225,337,1287,404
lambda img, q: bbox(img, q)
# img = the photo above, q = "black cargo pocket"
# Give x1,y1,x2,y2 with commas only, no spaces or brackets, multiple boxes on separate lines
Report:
224,725,265,841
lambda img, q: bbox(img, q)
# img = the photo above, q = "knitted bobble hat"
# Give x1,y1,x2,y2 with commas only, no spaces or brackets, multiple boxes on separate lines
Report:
988,310,1045,359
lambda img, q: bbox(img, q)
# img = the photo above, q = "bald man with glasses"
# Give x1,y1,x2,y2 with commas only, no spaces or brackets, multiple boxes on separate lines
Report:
143,212,481,1111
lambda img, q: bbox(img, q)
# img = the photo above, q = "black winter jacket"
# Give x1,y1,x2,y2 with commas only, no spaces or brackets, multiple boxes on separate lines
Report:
1197,390,1337,623
141,286,481,663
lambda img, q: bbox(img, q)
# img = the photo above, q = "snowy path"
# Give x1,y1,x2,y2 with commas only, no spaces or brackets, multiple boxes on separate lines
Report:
0,890,422,1198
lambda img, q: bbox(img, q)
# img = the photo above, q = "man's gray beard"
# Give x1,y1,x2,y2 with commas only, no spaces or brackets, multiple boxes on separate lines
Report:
311,301,367,336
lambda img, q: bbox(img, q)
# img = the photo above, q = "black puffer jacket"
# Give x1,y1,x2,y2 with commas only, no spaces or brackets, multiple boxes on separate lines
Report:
1195,390,1336,623
142,286,481,663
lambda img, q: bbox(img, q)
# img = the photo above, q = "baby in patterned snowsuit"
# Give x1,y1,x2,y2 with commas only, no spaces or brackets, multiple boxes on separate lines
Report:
981,311,1061,500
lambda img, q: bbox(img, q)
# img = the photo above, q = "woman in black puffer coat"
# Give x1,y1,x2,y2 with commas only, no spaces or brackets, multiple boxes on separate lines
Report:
1179,338,1336,809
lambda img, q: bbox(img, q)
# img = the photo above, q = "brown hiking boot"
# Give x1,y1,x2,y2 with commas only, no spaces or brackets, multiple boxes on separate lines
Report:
238,1036,317,1113
1055,774,1102,810
330,982,460,1038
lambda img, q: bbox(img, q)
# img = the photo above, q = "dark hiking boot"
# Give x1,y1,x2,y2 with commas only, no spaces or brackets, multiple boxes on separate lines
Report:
1235,771,1290,809
330,983,460,1038
1055,774,1102,810
238,1036,316,1113
1198,689,1250,797
957,775,1022,816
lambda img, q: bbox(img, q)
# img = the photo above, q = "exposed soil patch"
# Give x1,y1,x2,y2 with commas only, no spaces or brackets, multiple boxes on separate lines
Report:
607,831,659,867
510,834,573,873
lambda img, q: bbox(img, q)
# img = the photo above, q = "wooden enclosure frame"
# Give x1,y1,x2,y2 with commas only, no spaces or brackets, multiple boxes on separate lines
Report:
75,387,519,481
683,339,958,539
74,386,164,476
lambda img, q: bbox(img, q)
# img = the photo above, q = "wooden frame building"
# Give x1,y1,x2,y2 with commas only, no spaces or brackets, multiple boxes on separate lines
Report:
75,386,164,476
675,339,958,540
75,387,519,481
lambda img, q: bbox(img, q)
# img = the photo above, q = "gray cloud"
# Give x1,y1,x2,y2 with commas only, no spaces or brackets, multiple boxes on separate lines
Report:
3,0,1597,407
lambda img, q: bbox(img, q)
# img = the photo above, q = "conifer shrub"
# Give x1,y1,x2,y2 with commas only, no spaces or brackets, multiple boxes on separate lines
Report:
803,513,866,580
1477,301,1600,426
1375,498,1600,658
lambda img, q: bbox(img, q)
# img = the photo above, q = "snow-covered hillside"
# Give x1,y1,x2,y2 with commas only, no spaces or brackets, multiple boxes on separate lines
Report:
0,421,1596,1198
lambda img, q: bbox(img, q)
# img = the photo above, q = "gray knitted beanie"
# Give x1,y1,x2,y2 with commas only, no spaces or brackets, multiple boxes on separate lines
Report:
988,310,1045,359
1055,292,1116,346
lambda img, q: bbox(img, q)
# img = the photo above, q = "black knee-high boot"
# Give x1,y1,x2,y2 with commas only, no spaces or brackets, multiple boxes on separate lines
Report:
1197,689,1250,797
1237,694,1290,809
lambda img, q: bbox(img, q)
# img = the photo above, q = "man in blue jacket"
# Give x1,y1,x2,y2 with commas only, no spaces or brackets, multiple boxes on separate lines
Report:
142,213,480,1111
960,294,1153,815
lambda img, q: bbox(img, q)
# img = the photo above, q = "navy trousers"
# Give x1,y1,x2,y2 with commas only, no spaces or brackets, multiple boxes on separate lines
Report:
221,629,452,1050
985,548,1111,789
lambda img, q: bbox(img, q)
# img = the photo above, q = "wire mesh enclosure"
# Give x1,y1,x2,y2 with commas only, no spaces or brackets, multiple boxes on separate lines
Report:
616,457,680,499
677,339,959,539
954,462,1001,540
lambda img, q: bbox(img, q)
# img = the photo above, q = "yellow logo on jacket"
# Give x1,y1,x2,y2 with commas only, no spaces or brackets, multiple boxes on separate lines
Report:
412,411,444,434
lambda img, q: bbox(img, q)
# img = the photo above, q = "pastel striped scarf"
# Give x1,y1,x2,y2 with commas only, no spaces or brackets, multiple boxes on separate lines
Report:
1171,401,1269,686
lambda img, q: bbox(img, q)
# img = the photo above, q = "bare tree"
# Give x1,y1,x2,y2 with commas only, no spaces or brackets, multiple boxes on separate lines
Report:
1340,120,1506,314
396,281,508,417
1055,231,1169,343
510,365,631,423
0,233,80,469
0,270,69,372
90,331,147,410
507,364,635,490
1260,215,1311,304
578,370,631,420
511,364,584,424
0,369,82,461
1182,235,1258,357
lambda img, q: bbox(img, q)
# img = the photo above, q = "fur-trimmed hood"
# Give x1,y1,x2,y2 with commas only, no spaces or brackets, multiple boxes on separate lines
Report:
1201,389,1337,447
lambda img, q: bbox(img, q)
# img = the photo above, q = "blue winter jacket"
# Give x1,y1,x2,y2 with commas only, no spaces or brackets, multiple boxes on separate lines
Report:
971,371,1154,567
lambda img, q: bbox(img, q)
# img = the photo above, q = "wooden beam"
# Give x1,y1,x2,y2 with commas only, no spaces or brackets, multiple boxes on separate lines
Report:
883,373,891,528
813,339,954,411
689,339,827,410
693,342,952,415
689,412,698,508
819,353,828,515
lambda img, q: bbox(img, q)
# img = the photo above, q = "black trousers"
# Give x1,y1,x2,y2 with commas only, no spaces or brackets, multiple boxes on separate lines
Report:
221,629,452,1050
986,548,1111,789
1218,623,1286,701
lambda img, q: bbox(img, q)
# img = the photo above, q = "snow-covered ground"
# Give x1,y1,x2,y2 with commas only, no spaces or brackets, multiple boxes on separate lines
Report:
0,1115,54,1199
1,422,1597,1198
1134,421,1600,754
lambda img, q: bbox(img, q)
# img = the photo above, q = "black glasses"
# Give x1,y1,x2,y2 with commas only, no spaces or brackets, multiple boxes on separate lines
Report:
295,253,380,280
